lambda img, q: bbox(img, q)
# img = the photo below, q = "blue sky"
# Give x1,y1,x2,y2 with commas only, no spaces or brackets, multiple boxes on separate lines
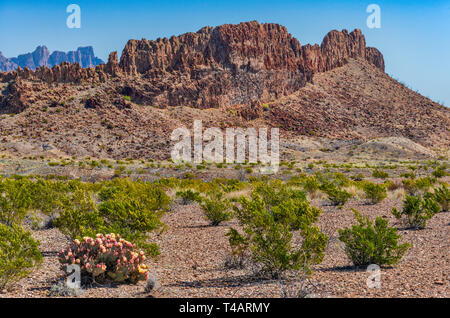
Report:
1,0,449,106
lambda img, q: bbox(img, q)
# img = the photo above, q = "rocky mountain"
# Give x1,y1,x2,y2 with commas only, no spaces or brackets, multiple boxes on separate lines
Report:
0,46,103,71
0,21,448,160
1,21,384,108
0,52,18,72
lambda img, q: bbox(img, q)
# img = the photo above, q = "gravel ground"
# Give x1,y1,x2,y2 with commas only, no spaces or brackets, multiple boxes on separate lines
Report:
1,198,448,298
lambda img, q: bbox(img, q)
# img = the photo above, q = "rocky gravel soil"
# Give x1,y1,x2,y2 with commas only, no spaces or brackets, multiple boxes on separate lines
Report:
2,198,448,298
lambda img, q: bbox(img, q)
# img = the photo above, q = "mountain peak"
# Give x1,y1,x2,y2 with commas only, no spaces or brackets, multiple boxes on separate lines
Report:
1,46,103,72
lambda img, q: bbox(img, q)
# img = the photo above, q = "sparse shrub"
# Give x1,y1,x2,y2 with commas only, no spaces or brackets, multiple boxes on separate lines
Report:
54,189,103,239
58,234,149,284
199,191,232,226
428,184,449,212
227,182,328,278
402,177,436,194
414,177,436,191
391,195,440,229
176,189,202,205
0,178,33,226
432,165,448,178
372,170,389,179
338,210,410,266
0,223,43,290
332,173,351,188
302,175,320,194
363,182,387,204
55,180,170,257
400,172,416,179
320,182,351,206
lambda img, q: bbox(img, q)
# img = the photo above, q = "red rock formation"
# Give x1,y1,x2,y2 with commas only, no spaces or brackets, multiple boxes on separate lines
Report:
105,52,121,76
1,21,385,109
365,47,385,71
116,22,384,108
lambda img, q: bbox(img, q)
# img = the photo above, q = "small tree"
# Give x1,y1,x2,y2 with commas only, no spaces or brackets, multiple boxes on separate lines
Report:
338,210,410,266
391,195,440,229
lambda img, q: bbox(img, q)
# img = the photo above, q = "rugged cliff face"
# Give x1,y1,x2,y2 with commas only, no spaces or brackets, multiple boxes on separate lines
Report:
1,21,384,109
117,21,384,107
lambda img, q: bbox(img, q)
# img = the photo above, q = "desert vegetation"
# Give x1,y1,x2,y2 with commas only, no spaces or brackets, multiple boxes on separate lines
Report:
0,158,448,298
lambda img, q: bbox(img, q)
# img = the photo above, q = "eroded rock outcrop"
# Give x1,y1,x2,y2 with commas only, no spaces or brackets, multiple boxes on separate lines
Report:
116,21,384,108
1,21,385,110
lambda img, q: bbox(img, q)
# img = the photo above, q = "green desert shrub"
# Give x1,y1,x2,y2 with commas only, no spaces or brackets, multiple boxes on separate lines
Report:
432,165,448,178
391,195,440,229
363,182,387,205
401,177,435,195
427,184,449,212
302,175,320,194
199,191,232,226
372,169,389,179
176,189,202,205
338,210,410,266
0,178,33,226
0,223,43,290
54,189,103,239
227,182,328,278
56,180,170,257
320,182,351,206
413,177,436,192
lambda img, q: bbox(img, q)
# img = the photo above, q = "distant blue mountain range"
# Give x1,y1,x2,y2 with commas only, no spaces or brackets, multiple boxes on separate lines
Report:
0,46,103,72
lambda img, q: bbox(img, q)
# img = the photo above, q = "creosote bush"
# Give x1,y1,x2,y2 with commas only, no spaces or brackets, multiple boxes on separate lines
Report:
58,233,149,284
372,170,389,179
363,182,387,205
391,194,440,229
320,182,351,206
227,181,328,278
176,189,202,205
338,210,410,266
0,223,43,290
55,179,170,257
428,184,449,212
199,190,232,226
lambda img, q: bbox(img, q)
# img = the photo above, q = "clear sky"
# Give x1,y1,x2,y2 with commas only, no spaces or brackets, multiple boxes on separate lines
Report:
1,0,449,106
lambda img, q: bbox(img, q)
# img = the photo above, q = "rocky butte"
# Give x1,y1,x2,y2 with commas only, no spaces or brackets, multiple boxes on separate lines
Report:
1,21,384,109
